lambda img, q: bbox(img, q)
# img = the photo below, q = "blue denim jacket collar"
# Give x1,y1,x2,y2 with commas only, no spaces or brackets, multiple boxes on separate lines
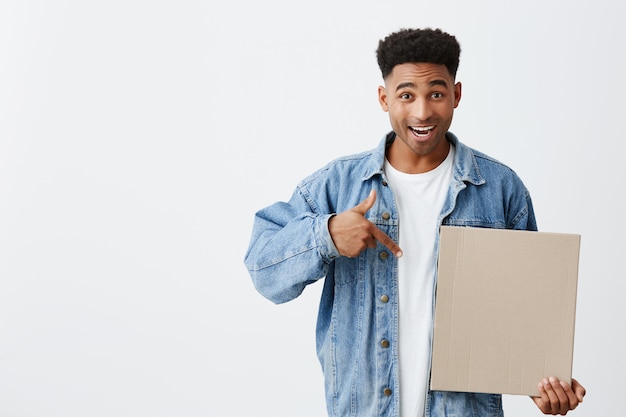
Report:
364,131,486,187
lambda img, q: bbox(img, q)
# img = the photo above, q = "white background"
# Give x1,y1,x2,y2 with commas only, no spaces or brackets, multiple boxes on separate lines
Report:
0,1,623,416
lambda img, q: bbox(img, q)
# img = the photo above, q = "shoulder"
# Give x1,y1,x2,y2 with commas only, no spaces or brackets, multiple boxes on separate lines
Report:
459,141,524,181
287,147,380,214
449,134,530,197
472,148,516,172
298,148,379,187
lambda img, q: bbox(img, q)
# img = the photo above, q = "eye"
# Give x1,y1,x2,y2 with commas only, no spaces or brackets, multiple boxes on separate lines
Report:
431,92,444,99
400,92,412,100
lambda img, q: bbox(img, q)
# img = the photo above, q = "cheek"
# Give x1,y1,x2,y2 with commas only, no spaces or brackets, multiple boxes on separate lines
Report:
436,102,456,117
388,109,406,127
388,102,407,118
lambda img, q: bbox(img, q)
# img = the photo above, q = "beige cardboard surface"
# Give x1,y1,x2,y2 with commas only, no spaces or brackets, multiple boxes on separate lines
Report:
430,226,580,396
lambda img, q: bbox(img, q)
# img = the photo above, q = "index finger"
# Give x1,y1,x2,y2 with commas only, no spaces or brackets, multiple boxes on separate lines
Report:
370,225,403,257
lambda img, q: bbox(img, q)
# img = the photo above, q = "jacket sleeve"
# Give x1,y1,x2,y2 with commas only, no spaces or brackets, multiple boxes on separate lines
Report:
243,186,340,304
507,182,539,232
522,190,538,231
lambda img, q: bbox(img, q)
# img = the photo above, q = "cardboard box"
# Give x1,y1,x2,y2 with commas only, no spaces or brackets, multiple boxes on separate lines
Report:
430,226,580,396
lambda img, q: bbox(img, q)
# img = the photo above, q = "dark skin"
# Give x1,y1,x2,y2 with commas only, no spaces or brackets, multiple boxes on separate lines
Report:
328,61,586,415
534,377,586,415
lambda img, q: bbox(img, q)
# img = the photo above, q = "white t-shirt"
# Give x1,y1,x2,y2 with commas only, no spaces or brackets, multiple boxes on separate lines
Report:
383,145,455,417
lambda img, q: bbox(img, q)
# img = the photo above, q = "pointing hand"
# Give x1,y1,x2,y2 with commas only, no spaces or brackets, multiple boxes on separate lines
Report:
328,190,403,258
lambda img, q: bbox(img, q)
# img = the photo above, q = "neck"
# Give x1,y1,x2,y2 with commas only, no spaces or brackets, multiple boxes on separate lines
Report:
386,139,450,174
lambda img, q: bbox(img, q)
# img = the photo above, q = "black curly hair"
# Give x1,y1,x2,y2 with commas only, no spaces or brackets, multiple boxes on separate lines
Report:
376,28,461,80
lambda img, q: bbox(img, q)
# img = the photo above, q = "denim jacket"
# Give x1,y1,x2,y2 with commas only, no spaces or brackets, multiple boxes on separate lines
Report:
244,132,537,417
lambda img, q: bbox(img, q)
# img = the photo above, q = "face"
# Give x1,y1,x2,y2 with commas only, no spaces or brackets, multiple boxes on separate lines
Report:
378,62,461,172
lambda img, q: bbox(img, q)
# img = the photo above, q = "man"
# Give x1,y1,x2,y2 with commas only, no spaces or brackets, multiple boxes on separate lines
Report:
244,28,585,417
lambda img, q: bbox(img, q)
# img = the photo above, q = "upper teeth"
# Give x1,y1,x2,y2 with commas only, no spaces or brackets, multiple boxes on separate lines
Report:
411,126,434,135
412,126,434,132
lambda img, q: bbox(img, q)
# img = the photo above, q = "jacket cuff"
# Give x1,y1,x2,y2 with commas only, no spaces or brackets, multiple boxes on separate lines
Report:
315,213,341,262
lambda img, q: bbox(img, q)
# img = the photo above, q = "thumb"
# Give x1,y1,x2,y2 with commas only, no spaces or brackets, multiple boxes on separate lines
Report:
353,189,376,216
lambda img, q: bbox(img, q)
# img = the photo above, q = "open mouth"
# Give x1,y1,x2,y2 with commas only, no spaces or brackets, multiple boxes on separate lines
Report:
410,126,435,137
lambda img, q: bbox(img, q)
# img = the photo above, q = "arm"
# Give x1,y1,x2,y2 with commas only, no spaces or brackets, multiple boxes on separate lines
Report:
532,377,586,415
244,187,337,304
244,189,402,304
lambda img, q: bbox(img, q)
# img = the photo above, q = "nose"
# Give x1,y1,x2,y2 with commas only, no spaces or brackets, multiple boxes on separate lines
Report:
410,97,433,121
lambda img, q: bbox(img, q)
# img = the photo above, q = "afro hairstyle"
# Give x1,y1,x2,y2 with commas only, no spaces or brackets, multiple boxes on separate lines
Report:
376,28,461,80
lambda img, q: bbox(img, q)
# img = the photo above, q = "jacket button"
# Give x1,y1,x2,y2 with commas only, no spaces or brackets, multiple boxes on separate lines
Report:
380,295,389,303
382,212,390,220
382,180,388,186
381,339,390,348
384,388,392,396
379,251,389,260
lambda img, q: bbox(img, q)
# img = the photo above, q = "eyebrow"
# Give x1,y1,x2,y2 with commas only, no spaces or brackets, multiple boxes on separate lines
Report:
395,79,449,91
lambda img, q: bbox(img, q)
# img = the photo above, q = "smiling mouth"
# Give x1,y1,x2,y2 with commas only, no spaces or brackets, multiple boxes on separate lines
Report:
410,126,435,137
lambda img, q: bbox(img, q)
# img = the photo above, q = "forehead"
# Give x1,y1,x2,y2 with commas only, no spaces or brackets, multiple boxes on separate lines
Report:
385,62,454,89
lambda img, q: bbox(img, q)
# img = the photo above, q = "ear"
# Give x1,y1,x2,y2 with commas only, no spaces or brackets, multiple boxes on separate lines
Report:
453,82,462,108
378,85,389,112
